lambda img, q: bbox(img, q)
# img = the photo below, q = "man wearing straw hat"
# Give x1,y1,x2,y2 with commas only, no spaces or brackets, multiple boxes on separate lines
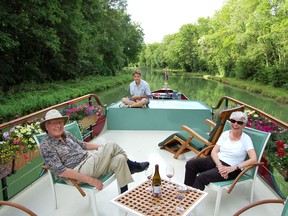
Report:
39,109,149,193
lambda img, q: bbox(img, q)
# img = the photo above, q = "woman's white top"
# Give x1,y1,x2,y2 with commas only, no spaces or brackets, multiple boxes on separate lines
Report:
217,130,254,166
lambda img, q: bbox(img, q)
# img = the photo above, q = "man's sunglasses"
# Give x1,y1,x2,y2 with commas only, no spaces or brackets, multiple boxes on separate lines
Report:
229,119,245,125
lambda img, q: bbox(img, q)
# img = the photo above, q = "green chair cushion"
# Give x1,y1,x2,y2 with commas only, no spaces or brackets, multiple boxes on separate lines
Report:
158,128,210,151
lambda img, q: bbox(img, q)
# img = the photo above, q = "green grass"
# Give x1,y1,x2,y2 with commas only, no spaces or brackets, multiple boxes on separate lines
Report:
207,76,288,104
0,73,131,123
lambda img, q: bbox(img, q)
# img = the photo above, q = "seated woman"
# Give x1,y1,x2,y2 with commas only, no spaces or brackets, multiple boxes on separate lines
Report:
184,111,257,190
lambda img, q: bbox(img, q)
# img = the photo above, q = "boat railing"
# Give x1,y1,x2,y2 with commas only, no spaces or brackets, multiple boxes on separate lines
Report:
213,96,288,130
0,94,105,131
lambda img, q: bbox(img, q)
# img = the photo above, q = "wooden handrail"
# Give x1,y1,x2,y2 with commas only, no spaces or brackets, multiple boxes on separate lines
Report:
233,199,285,216
227,162,264,194
42,166,86,197
212,96,288,129
0,94,104,130
0,201,37,216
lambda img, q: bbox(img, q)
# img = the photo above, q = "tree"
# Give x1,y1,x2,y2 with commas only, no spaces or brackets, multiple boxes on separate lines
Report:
0,0,144,91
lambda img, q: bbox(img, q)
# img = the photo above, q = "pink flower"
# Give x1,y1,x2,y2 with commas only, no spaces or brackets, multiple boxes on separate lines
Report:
262,125,273,132
68,101,74,105
24,154,29,160
13,139,20,144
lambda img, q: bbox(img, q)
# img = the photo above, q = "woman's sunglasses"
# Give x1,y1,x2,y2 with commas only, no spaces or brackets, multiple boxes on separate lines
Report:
229,119,245,125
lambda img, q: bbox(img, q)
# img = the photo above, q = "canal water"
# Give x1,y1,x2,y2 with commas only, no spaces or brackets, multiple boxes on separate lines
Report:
96,69,288,123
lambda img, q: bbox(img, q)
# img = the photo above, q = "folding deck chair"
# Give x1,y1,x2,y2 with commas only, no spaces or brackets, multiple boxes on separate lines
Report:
158,106,245,158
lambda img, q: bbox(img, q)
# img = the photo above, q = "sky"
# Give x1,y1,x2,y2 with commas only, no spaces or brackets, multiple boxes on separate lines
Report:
126,0,226,44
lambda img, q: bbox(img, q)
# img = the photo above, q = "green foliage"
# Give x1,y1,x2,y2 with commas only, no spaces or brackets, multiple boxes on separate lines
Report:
266,130,288,171
139,0,288,90
0,0,144,91
0,74,130,122
234,56,262,80
269,66,288,89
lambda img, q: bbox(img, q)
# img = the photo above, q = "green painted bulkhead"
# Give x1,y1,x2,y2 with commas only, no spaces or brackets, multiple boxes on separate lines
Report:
106,100,212,132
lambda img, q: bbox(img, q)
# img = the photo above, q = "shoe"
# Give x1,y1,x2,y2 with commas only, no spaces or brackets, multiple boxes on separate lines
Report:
119,103,129,108
142,104,147,109
120,185,128,193
127,160,149,174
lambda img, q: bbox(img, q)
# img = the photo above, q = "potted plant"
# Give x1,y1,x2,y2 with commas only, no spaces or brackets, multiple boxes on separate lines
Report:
265,130,288,180
62,101,103,129
0,121,42,175
0,139,15,178
246,110,287,178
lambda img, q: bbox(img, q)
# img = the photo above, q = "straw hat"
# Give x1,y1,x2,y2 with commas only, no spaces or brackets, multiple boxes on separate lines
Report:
40,109,69,132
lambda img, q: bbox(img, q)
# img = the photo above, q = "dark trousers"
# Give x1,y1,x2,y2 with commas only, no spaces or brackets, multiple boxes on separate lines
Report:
184,156,241,190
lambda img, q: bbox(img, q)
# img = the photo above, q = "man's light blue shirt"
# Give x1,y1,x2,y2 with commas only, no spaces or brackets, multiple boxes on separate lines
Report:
129,79,151,97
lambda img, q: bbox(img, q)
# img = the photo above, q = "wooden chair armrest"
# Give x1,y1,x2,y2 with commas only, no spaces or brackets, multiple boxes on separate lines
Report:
181,125,213,146
69,179,87,197
233,199,285,216
43,165,86,197
204,119,216,128
0,201,37,216
195,145,215,159
227,162,264,194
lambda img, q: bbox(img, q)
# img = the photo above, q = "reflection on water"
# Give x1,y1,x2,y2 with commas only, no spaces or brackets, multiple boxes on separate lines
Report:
96,83,129,106
96,69,288,123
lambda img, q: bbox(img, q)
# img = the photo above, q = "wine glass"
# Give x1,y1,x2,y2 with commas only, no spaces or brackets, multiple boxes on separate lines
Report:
145,167,153,191
166,166,175,189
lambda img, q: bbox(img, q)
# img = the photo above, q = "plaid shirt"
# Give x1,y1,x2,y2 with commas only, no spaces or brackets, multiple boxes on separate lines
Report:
40,131,89,176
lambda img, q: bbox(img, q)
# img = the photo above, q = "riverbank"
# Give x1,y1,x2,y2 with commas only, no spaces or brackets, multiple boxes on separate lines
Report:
179,72,288,104
0,72,131,123
1,69,287,123
207,76,288,104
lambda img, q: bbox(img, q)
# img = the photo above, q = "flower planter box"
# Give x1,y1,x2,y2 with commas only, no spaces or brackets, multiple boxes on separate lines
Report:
0,161,13,179
263,150,288,181
78,114,99,129
14,148,41,171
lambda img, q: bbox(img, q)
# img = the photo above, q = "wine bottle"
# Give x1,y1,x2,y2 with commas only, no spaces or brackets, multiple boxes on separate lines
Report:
152,164,161,197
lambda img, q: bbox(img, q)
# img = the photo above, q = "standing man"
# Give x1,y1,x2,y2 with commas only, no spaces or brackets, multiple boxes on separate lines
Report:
120,70,151,108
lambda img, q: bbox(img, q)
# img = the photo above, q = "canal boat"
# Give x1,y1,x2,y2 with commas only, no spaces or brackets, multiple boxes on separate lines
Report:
151,84,188,100
0,94,286,216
